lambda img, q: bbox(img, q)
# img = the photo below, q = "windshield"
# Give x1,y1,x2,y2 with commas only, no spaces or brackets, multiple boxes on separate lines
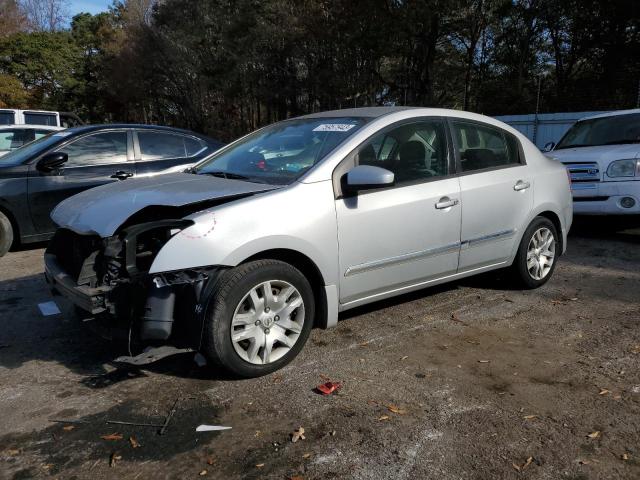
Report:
195,117,367,184
556,113,640,149
0,130,68,166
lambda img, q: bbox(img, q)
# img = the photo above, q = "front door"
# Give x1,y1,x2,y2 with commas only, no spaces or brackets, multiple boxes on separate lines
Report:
28,129,133,234
335,119,461,306
449,119,533,271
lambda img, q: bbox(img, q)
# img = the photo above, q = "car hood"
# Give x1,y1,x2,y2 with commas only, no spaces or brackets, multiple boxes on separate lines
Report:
51,173,280,237
547,144,640,170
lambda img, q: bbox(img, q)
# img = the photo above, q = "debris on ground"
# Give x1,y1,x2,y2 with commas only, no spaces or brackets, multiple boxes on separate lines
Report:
196,425,232,432
199,469,208,476
62,425,75,431
378,415,390,421
193,353,207,367
101,433,123,441
129,436,141,448
587,431,600,439
315,381,342,395
291,427,306,443
512,456,533,471
159,398,179,435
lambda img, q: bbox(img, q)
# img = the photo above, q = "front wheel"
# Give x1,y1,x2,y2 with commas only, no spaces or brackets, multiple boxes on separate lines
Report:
0,211,14,257
202,259,314,378
511,216,559,289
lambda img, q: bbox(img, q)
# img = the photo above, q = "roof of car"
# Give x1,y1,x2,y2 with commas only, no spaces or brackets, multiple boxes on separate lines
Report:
580,109,640,121
297,106,419,119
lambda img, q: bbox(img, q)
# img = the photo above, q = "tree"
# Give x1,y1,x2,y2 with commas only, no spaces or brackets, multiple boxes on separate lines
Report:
0,0,26,37
19,0,69,32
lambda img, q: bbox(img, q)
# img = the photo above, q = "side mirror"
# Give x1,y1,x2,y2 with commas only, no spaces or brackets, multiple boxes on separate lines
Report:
344,165,394,192
542,141,555,152
36,152,68,172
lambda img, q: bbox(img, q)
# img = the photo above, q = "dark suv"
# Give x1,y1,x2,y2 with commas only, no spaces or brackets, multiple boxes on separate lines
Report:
0,124,222,256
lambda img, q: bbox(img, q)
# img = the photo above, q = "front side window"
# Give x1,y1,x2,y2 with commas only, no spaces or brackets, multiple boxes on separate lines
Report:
24,112,57,126
354,120,449,184
452,121,520,172
58,131,128,166
556,113,640,149
195,117,367,184
0,129,26,152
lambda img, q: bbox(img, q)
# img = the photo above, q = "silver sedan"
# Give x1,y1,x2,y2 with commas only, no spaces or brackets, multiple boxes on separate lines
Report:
45,107,573,377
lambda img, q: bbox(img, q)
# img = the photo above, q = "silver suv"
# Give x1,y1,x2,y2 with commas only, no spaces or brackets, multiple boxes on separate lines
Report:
45,107,573,377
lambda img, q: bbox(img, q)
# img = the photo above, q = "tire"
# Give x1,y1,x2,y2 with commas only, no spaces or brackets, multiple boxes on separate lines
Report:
511,216,559,289
202,259,315,378
0,211,14,257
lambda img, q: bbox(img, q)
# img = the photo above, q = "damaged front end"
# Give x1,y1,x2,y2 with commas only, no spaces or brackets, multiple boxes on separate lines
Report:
44,220,220,351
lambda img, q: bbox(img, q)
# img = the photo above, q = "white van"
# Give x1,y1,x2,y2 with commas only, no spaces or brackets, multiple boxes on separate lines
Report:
0,109,83,128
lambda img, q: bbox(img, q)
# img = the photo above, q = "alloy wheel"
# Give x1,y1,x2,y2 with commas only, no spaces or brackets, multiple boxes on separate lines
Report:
230,280,305,365
526,227,556,280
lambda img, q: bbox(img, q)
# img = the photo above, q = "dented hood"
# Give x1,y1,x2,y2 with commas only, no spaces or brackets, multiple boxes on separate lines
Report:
51,173,279,237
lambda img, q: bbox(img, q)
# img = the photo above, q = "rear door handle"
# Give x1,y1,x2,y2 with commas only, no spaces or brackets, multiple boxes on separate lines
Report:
111,170,134,180
435,197,459,210
514,180,530,191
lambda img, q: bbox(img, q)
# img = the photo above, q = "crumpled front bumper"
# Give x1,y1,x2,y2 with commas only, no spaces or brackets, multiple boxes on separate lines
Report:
44,253,112,315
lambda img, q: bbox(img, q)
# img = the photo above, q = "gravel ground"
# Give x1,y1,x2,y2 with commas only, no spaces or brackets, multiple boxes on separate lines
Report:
0,217,639,480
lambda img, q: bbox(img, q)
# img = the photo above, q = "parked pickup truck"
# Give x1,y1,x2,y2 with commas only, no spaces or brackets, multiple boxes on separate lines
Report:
546,109,640,214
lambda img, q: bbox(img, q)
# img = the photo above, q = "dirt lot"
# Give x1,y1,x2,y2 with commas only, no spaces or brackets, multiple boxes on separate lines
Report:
0,218,639,480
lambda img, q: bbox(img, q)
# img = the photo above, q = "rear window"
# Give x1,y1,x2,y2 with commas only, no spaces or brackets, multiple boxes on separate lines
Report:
24,112,57,126
0,111,15,125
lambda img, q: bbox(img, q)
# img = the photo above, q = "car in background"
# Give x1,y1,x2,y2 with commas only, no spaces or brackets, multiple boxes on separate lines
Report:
0,109,84,128
545,109,640,214
44,107,572,378
0,125,63,157
0,124,223,256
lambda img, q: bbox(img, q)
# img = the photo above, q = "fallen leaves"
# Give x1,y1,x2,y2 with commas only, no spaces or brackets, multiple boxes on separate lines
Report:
199,470,208,476
622,453,630,460
302,452,312,459
255,463,265,468
587,431,600,439
6,449,20,456
523,415,537,420
109,452,122,467
378,415,390,421
128,436,141,449
291,427,306,443
631,345,640,354
101,433,123,441
386,404,407,415
598,388,610,395
62,425,75,432
512,456,533,471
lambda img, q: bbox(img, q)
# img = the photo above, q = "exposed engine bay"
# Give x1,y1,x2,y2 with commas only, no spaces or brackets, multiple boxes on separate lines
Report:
45,219,221,353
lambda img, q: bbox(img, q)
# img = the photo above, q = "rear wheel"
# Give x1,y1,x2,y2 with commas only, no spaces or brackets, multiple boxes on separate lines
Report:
511,216,559,289
0,211,14,257
202,259,314,378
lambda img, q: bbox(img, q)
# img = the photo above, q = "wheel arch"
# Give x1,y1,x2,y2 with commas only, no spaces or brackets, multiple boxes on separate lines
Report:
240,248,331,329
536,210,563,253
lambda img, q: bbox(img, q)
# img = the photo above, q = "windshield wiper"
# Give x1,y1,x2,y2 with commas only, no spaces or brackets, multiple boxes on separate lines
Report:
201,171,250,180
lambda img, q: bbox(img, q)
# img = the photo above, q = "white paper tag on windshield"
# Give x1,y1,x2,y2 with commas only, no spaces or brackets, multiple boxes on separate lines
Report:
313,124,356,132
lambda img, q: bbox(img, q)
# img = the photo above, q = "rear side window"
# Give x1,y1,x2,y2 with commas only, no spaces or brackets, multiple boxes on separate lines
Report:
0,111,15,125
24,112,57,126
138,131,204,160
451,121,521,172
58,131,128,166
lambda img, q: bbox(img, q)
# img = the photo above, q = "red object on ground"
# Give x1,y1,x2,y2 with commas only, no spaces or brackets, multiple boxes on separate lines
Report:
315,381,342,395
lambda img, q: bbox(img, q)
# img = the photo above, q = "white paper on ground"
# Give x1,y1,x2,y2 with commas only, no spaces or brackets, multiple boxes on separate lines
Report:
196,425,232,432
38,301,61,316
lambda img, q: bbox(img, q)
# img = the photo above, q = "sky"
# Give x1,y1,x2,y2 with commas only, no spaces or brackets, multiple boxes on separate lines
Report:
68,0,112,15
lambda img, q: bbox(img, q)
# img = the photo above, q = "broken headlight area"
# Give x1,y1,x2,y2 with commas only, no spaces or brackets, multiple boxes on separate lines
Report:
45,221,221,352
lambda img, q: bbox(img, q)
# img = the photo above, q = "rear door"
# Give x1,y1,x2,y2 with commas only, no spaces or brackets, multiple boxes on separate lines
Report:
134,130,210,176
450,119,533,271
28,129,134,234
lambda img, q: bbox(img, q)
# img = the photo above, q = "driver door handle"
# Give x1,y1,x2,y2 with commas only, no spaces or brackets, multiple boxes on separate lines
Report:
435,197,459,210
513,180,530,191
111,170,134,180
